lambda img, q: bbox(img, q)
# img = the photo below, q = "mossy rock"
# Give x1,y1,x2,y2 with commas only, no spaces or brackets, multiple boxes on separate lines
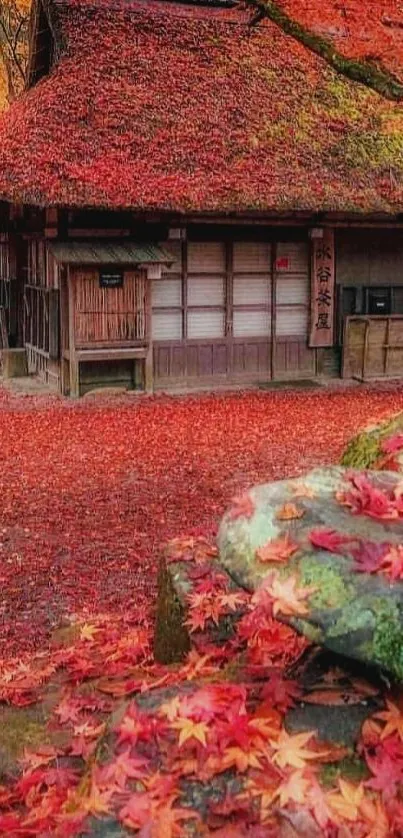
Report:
153,555,192,665
153,540,247,665
218,467,403,681
0,700,68,781
341,412,403,470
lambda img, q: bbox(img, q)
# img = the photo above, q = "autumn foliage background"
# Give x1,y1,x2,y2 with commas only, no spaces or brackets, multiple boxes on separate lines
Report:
0,0,30,109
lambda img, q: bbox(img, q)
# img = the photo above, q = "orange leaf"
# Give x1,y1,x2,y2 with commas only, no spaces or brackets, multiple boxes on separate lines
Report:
302,689,367,706
276,503,305,521
221,745,262,773
290,482,317,499
360,718,382,747
256,534,299,564
264,573,317,618
373,699,403,740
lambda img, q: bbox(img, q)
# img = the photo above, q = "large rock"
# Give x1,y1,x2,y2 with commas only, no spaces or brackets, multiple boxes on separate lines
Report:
218,467,403,681
341,412,403,471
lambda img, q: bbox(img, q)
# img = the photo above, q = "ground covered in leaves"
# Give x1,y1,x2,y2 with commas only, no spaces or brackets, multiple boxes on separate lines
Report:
1,383,403,661
1,383,403,835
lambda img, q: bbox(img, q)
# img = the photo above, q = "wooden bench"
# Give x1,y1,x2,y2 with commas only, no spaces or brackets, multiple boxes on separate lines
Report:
63,345,152,396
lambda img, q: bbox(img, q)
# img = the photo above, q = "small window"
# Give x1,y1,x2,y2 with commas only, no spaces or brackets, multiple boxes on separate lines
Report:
365,287,391,316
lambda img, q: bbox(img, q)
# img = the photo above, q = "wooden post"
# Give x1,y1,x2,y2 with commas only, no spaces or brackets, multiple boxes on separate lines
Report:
59,270,68,395
182,239,188,379
384,317,390,377
67,267,79,397
226,241,233,375
270,242,277,381
144,269,153,393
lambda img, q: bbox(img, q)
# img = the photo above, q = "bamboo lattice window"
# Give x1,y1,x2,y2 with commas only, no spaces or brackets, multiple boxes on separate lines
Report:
73,269,147,347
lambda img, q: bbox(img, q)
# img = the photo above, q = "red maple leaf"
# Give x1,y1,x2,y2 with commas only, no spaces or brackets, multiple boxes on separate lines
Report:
340,474,400,520
99,750,150,790
260,670,301,713
351,540,389,574
119,792,152,829
365,743,403,799
309,528,357,554
380,544,403,580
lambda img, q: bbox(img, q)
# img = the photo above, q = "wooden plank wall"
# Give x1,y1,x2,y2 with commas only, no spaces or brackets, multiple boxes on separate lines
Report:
342,315,403,380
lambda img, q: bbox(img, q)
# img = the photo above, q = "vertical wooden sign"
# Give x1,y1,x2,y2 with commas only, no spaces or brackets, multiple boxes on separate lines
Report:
309,229,335,348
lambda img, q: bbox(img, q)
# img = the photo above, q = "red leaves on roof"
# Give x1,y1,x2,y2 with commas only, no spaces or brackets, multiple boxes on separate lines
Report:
0,0,403,210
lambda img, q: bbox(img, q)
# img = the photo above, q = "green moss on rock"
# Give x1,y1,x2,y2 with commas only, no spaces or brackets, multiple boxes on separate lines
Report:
320,756,369,788
298,555,353,610
341,412,403,469
373,608,403,679
153,557,191,665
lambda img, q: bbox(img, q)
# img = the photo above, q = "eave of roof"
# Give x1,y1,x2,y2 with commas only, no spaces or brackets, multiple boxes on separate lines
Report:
1,0,403,215
49,240,174,265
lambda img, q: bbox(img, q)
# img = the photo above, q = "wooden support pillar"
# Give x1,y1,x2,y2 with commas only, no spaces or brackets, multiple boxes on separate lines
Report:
67,268,79,397
270,242,277,381
145,269,154,394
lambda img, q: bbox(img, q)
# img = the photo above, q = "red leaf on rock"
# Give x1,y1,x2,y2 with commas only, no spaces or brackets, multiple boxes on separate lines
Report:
309,528,357,554
339,474,400,520
351,540,389,574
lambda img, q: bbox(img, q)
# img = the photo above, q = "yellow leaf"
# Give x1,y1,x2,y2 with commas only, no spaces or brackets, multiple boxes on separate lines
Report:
80,623,99,642
270,729,325,769
327,779,365,822
172,717,209,747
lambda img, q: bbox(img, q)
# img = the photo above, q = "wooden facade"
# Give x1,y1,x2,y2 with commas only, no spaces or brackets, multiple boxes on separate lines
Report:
1,211,403,394
151,237,318,387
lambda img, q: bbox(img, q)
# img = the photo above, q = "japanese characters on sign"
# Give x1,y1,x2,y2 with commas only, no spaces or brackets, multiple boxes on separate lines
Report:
99,268,124,289
309,229,335,348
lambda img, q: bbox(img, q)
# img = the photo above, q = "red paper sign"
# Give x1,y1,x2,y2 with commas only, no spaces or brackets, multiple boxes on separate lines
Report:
275,257,289,271
309,229,335,348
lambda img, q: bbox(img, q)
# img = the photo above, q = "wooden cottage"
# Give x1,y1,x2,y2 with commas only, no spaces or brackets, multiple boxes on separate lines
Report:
1,0,403,394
